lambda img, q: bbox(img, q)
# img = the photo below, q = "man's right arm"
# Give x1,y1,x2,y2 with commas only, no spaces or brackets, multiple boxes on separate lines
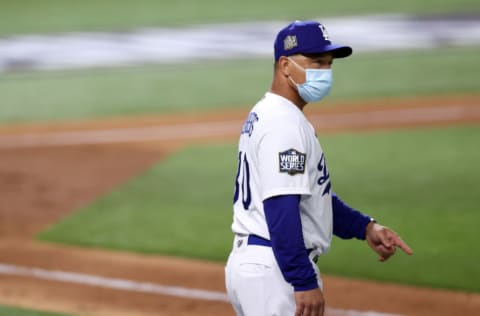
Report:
264,194,325,316
264,194,318,291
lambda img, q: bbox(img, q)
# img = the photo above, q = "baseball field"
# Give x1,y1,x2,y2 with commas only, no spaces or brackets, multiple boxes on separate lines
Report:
1,1,479,316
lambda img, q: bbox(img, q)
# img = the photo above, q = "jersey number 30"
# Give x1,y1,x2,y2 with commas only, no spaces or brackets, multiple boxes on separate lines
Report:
233,151,251,210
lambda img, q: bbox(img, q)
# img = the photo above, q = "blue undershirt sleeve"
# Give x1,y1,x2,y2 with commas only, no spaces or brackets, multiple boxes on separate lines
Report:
332,193,371,240
263,194,318,291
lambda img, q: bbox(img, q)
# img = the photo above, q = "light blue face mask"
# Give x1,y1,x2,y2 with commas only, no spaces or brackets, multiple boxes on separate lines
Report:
288,57,333,103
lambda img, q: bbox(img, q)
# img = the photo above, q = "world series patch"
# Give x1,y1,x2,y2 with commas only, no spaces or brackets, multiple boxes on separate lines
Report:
279,149,306,175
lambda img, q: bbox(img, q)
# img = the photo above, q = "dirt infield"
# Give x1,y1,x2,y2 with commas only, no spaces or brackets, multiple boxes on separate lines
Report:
0,95,479,316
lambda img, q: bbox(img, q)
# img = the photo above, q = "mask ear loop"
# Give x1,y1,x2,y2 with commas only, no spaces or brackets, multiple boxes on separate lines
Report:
287,57,306,72
286,57,305,88
288,75,298,87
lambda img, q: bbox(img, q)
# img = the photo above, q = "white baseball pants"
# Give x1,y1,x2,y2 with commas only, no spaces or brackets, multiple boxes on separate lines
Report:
225,235,322,316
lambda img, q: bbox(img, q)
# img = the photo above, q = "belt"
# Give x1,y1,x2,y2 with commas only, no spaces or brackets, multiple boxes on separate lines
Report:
247,234,272,247
246,235,319,263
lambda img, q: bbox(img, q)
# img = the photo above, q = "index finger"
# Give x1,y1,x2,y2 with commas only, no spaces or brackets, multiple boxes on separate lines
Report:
392,234,413,255
295,302,304,316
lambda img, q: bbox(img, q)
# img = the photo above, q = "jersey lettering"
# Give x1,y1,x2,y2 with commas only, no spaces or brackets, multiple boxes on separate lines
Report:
317,153,331,196
233,151,252,210
233,152,242,203
240,112,259,137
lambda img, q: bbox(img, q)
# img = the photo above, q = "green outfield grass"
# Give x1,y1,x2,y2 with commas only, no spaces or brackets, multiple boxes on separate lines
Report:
0,0,477,36
1,46,479,123
0,306,73,316
38,125,480,292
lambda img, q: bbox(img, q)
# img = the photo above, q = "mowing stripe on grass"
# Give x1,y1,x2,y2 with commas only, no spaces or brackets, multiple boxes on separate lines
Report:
0,120,241,148
0,263,402,316
0,102,478,149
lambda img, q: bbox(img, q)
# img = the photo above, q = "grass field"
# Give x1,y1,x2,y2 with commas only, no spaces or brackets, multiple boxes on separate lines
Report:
38,125,480,292
0,305,73,316
1,46,479,123
1,0,478,36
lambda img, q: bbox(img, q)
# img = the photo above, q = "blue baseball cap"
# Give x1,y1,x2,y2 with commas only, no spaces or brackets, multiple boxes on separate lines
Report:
274,20,352,61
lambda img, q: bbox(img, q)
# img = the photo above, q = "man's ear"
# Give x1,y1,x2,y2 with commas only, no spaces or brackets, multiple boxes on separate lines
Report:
277,56,291,77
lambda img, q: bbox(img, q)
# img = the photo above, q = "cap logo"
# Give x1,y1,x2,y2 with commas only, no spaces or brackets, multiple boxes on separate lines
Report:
318,24,330,41
283,35,298,50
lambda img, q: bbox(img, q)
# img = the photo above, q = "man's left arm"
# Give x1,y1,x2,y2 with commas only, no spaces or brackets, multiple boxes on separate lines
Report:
332,193,413,261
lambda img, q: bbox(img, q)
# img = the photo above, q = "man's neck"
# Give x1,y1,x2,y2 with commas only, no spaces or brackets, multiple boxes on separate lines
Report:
269,82,306,111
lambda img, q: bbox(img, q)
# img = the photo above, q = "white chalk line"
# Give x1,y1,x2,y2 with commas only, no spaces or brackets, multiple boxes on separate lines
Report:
0,263,402,316
0,263,228,302
0,104,478,149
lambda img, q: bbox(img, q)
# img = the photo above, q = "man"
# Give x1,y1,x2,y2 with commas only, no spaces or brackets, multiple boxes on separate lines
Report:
225,20,413,316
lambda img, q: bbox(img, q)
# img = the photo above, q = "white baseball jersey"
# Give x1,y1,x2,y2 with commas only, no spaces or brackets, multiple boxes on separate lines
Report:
232,92,333,254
